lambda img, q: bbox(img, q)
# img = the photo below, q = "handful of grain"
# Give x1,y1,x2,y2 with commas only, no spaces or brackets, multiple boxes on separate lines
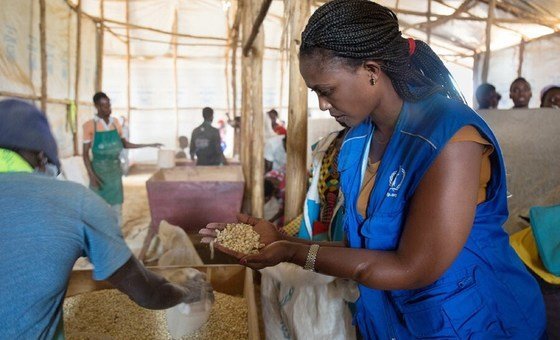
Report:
215,223,263,255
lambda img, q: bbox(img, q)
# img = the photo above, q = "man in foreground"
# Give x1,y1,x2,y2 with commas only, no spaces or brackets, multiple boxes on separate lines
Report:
0,99,212,339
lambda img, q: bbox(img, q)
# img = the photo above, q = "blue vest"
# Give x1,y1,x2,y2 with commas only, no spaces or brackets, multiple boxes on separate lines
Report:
339,94,546,339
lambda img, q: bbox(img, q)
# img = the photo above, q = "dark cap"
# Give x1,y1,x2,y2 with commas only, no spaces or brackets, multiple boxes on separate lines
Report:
0,99,60,168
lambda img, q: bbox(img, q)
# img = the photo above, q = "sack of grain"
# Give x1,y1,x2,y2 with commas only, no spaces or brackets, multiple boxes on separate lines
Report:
157,221,203,266
260,263,358,340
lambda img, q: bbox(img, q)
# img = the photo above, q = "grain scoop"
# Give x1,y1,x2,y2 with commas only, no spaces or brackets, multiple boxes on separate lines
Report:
165,268,213,339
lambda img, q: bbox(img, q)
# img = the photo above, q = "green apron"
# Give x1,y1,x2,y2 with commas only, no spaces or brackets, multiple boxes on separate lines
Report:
91,120,124,205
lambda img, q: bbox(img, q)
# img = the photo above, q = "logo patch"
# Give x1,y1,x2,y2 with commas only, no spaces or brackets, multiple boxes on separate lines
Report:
387,166,406,198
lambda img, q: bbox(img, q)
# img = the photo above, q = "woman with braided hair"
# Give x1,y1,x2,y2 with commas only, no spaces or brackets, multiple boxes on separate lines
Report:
201,0,546,338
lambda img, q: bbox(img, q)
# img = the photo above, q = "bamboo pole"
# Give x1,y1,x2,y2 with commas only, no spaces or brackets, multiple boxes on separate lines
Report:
103,31,284,51
0,91,93,107
312,1,559,25
241,0,252,210
125,0,131,122
278,13,288,111
96,0,104,92
284,0,310,222
63,1,230,41
73,0,82,156
242,0,273,57
39,0,47,112
481,0,495,83
517,38,525,77
67,8,72,103
250,0,265,218
231,2,242,157
426,0,432,44
102,17,228,41
172,9,179,147
225,8,232,116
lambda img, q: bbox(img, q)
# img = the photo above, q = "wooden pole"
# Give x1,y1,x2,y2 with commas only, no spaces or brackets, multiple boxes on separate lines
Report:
96,0,104,92
73,0,82,156
517,38,525,77
241,0,253,210
426,0,432,45
481,0,495,83
313,0,559,26
278,14,288,111
225,8,232,116
126,0,131,122
39,0,47,112
101,17,228,41
242,0,273,57
172,10,179,147
231,2,242,157
284,0,310,222
250,0,265,218
0,91,93,106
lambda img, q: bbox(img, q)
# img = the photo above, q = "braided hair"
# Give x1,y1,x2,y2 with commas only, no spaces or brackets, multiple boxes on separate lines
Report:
300,0,465,103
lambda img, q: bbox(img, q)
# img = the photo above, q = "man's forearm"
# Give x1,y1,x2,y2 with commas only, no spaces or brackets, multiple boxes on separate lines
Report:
108,257,185,310
122,140,152,149
131,274,186,310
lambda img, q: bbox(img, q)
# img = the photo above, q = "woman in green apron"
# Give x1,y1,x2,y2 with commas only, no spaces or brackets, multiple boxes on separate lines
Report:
83,92,162,225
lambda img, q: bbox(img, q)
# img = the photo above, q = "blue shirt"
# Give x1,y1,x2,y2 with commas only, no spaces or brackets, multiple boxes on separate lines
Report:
0,173,132,339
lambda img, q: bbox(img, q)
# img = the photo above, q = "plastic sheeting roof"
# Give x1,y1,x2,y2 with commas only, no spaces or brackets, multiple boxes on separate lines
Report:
70,0,560,67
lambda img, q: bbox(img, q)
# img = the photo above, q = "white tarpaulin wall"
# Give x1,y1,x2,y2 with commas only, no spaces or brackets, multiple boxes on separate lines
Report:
474,33,560,109
0,0,97,158
99,0,291,162
94,0,560,161
3,0,560,162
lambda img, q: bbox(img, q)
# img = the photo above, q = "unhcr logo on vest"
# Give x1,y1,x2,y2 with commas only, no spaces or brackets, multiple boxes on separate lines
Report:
387,166,406,198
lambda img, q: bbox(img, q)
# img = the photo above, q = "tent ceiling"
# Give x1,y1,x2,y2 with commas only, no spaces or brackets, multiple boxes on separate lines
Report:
71,0,560,64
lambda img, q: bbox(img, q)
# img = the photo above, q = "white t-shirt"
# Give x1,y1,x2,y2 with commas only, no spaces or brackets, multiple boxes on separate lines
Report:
264,136,286,171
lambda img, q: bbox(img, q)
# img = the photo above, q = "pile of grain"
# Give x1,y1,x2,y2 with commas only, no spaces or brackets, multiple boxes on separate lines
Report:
215,223,263,255
64,289,248,340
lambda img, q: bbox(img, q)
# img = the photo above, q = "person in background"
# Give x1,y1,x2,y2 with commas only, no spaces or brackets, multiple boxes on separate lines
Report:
476,83,500,109
509,77,532,109
264,134,286,173
216,119,227,152
225,112,241,158
296,128,348,242
202,1,545,338
190,107,227,166
83,92,162,225
0,99,213,339
226,112,241,130
118,115,131,175
263,178,282,226
175,136,189,159
267,109,287,135
540,85,560,108
265,169,286,227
